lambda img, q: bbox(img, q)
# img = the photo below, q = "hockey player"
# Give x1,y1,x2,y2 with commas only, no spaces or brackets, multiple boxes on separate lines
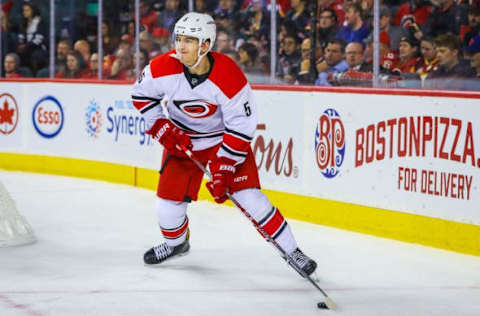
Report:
131,12,317,276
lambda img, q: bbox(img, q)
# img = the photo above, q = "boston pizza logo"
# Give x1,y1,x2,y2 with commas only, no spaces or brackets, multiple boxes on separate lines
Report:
0,93,19,135
173,99,217,118
314,108,345,178
32,95,64,138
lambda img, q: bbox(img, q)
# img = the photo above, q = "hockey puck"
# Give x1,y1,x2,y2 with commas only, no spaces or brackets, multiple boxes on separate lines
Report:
317,302,328,309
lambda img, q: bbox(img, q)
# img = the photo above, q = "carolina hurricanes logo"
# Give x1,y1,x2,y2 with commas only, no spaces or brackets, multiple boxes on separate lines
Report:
173,99,218,118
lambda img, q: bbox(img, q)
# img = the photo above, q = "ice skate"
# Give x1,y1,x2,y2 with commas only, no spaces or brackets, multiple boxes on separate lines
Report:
286,248,317,277
144,230,190,265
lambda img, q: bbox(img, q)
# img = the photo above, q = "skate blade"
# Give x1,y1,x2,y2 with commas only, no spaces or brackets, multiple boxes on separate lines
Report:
143,251,190,268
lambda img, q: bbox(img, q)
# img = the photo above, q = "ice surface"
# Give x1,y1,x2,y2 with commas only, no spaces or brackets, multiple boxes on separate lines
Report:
1,170,479,316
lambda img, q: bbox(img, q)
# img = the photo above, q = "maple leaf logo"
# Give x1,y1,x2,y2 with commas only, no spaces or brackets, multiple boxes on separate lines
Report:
0,99,14,125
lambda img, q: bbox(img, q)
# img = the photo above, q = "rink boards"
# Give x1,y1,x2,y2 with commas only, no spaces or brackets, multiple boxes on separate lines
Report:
1,80,479,256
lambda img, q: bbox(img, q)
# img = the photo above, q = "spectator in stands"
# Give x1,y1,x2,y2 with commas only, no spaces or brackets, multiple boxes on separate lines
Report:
276,33,302,84
139,31,155,59
214,0,237,20
423,0,461,37
238,42,264,76
394,0,433,27
465,36,480,77
363,32,398,72
245,33,269,72
215,27,235,53
1,1,17,57
36,39,71,78
460,5,480,47
327,41,374,86
315,38,348,86
394,35,420,74
414,37,439,80
344,41,371,72
400,15,423,43
337,3,370,44
137,0,158,31
16,2,47,75
85,53,100,79
237,0,271,41
109,48,132,80
284,0,310,37
296,38,317,84
317,0,345,26
317,8,339,50
73,40,91,69
127,49,149,81
156,0,184,35
425,34,476,90
101,22,119,56
152,27,171,55
58,40,70,67
379,5,402,51
56,50,88,79
195,0,211,14
3,53,22,78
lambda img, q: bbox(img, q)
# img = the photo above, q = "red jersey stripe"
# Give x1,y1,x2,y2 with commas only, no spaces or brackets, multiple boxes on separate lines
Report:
132,100,152,111
150,50,183,78
223,133,250,153
161,218,189,239
209,52,247,99
260,209,285,237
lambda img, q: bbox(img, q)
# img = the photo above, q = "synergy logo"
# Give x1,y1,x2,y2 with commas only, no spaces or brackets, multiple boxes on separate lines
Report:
106,99,152,146
85,99,102,138
32,95,64,138
314,108,345,178
0,93,19,135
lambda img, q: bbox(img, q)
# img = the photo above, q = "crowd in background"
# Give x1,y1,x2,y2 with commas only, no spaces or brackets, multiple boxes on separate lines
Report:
1,0,480,90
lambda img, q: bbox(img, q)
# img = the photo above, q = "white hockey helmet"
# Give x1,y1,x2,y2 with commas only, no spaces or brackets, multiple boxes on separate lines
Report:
174,12,216,67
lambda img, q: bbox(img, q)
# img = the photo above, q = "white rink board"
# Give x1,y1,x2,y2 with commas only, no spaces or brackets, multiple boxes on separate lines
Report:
0,81,164,170
1,82,479,224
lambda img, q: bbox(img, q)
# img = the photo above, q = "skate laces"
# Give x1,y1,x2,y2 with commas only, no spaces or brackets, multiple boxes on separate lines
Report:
153,243,172,260
290,249,309,268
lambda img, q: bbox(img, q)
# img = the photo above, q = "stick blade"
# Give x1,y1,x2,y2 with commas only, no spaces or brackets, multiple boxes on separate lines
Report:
324,297,337,311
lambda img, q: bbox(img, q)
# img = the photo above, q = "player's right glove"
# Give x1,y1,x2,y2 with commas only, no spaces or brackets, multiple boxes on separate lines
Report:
147,118,192,158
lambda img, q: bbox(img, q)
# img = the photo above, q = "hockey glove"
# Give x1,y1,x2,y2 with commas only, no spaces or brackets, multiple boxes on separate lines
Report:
206,157,236,204
147,118,192,158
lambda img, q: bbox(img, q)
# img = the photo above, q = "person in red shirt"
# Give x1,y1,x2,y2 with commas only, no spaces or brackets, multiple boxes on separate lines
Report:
394,35,420,74
108,48,132,80
56,51,89,79
136,0,158,31
414,37,439,80
394,0,433,27
3,53,22,78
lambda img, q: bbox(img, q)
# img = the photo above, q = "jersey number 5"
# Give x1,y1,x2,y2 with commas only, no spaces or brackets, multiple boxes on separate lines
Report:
243,102,251,117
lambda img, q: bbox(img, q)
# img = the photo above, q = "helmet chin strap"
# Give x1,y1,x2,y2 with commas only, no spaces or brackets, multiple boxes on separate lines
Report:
190,43,208,69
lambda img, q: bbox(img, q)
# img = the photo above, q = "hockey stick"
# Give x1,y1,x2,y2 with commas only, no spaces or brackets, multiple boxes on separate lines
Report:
176,144,337,310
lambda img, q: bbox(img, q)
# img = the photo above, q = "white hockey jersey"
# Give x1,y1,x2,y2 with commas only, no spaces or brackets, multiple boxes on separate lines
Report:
131,50,257,165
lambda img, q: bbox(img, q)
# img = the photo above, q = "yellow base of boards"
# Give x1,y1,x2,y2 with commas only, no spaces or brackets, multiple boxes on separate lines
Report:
1,152,479,257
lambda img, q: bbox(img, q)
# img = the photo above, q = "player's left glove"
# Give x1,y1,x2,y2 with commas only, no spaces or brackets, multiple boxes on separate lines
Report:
206,157,236,204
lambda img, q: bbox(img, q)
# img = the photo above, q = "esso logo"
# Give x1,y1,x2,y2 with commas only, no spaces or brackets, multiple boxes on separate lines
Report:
32,96,64,138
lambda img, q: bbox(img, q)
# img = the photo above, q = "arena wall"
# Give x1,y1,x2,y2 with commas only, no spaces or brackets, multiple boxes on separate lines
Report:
1,79,479,256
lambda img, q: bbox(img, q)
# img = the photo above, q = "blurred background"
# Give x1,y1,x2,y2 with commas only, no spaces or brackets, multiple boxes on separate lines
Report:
1,0,479,90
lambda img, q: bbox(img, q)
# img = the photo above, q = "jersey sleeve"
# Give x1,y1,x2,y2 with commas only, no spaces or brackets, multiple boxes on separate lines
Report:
216,83,257,166
131,64,166,131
